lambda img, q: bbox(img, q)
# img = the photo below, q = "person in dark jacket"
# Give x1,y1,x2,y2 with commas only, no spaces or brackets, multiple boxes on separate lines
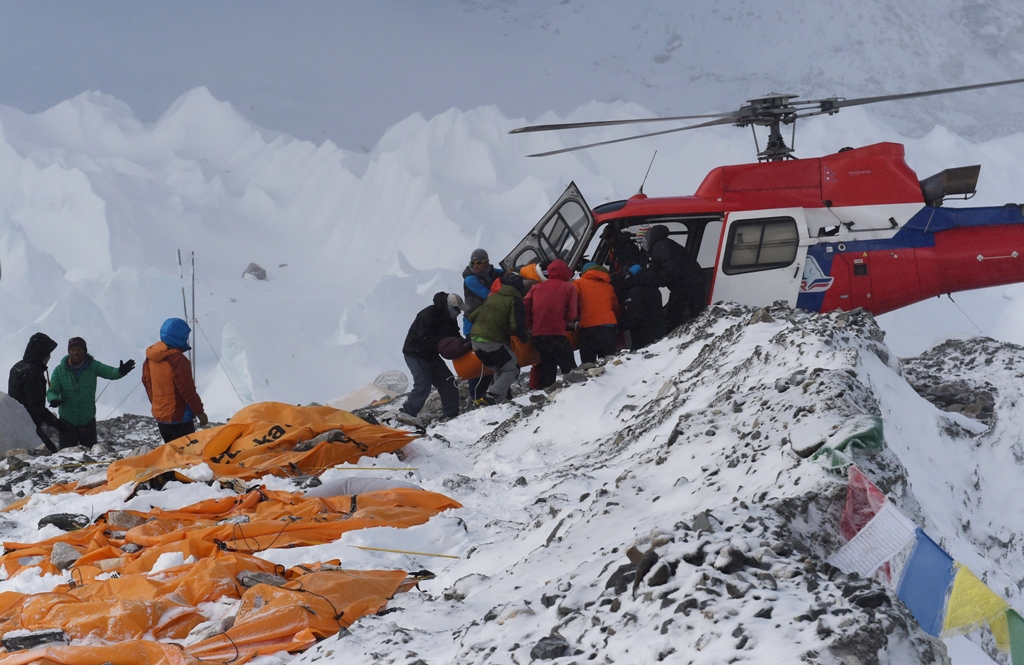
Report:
467,275,529,405
398,292,464,427
632,224,708,330
524,259,578,389
621,284,666,350
8,332,61,452
47,337,135,450
462,248,504,400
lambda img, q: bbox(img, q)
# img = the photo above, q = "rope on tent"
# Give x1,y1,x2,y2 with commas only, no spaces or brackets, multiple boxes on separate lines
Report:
350,545,459,559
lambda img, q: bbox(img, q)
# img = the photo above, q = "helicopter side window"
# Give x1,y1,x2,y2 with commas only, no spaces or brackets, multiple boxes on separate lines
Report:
723,217,798,275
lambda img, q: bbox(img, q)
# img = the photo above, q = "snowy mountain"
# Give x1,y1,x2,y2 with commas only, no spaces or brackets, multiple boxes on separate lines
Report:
1,303,1019,664
4,87,1024,419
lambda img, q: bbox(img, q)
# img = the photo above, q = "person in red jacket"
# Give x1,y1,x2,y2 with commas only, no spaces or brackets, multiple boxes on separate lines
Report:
524,259,578,389
574,262,620,364
142,318,208,443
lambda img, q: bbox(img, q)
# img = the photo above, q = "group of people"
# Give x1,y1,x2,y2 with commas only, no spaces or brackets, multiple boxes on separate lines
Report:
398,224,707,426
7,318,209,453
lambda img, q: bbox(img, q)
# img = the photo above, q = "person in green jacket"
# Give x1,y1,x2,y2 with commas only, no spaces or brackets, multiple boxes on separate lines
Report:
466,273,530,406
47,336,135,450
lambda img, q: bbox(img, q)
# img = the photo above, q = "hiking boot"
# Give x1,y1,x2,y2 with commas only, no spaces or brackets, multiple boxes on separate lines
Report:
474,395,497,407
395,412,424,428
435,413,458,423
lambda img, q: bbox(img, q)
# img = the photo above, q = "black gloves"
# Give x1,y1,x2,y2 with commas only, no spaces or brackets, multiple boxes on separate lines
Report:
119,359,136,376
49,399,62,408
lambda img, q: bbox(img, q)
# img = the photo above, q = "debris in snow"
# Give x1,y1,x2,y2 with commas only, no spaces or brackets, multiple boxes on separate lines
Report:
243,262,267,280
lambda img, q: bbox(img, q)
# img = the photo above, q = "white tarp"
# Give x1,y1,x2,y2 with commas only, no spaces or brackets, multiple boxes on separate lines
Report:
828,501,918,577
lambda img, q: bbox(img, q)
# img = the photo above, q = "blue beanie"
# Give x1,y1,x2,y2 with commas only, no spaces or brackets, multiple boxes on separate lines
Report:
160,318,192,351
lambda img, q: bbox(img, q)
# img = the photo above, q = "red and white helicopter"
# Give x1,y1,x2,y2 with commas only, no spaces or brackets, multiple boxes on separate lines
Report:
501,78,1024,316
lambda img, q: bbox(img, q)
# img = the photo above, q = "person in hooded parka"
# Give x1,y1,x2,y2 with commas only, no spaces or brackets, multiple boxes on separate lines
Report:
630,224,708,330
398,292,464,427
524,259,578,388
143,318,207,443
8,332,61,452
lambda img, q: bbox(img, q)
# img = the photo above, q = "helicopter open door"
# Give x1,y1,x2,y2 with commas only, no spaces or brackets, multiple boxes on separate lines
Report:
711,208,810,308
500,182,596,272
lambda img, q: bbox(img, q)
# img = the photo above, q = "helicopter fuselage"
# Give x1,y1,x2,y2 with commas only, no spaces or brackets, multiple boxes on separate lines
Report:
504,142,1024,317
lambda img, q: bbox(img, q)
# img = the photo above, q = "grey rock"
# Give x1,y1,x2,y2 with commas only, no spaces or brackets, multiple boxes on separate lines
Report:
107,510,147,530
38,513,90,532
646,561,673,587
530,635,570,660
237,571,287,588
2,629,69,652
50,541,82,570
726,580,753,598
120,542,142,554
564,371,588,384
749,307,775,324
605,562,640,595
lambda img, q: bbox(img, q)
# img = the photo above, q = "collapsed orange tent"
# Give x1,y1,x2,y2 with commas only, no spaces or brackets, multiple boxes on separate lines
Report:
0,403,459,661
2,487,461,579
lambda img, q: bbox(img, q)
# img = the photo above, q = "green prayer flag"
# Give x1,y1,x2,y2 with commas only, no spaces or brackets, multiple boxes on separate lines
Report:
812,415,885,471
1009,609,1024,665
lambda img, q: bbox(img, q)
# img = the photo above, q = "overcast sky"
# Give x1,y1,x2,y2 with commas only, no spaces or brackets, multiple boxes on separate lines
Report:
3,1,1023,152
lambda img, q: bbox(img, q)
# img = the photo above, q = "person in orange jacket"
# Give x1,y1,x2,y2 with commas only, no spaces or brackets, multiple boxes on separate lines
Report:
574,262,620,364
142,318,208,443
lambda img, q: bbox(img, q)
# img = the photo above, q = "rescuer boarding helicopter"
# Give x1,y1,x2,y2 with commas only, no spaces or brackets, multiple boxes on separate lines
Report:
499,77,1024,316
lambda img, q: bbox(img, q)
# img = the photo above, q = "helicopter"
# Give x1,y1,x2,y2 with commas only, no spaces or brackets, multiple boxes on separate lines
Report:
498,77,1024,317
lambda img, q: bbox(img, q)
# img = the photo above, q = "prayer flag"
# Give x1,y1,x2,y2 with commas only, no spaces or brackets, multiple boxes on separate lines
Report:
840,465,888,541
896,529,955,636
942,564,1010,650
828,501,917,577
1008,610,1024,665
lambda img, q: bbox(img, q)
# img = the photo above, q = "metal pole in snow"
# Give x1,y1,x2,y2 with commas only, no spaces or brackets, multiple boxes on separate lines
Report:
177,250,189,323
191,251,197,383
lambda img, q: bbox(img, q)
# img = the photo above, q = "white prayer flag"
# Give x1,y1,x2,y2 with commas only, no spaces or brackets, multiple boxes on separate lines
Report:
828,501,917,577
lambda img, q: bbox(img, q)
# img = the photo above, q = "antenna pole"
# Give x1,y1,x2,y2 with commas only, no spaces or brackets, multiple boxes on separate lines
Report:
190,252,196,382
638,151,657,194
177,250,188,322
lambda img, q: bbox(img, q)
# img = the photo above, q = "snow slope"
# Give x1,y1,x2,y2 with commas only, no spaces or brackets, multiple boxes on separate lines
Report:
3,303,1021,664
3,89,1024,419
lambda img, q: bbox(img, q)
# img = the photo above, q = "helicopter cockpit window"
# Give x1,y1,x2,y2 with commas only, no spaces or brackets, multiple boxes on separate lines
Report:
512,248,541,269
723,217,798,275
539,201,588,262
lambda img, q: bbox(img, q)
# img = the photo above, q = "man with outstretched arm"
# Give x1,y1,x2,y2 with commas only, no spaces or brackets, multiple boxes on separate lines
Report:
47,337,135,450
142,318,208,443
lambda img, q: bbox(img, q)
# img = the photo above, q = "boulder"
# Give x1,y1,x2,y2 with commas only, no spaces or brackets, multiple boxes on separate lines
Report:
0,393,44,455
50,542,82,570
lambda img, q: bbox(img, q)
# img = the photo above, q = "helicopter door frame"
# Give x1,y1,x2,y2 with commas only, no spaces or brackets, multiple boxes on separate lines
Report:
500,182,596,273
711,208,809,308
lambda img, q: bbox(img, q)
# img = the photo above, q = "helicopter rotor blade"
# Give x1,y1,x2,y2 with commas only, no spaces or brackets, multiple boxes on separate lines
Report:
813,76,1024,113
509,112,736,135
526,117,736,157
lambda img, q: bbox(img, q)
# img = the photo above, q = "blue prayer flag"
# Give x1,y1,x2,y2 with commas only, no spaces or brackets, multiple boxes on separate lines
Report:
896,528,955,636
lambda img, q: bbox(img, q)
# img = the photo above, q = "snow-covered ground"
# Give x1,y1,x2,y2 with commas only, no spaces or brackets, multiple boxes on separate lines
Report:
2,304,1020,664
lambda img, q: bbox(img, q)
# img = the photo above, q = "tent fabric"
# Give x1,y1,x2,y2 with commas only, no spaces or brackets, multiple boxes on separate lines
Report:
896,528,956,636
839,465,890,541
0,403,417,506
812,415,885,471
1,488,461,579
0,641,211,665
452,336,541,380
941,563,1010,650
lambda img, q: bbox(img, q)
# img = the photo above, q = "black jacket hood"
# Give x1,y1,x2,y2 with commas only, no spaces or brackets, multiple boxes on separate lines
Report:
23,332,57,365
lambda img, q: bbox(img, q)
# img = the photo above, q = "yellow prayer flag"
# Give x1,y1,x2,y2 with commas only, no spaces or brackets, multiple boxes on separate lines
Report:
942,563,1010,651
